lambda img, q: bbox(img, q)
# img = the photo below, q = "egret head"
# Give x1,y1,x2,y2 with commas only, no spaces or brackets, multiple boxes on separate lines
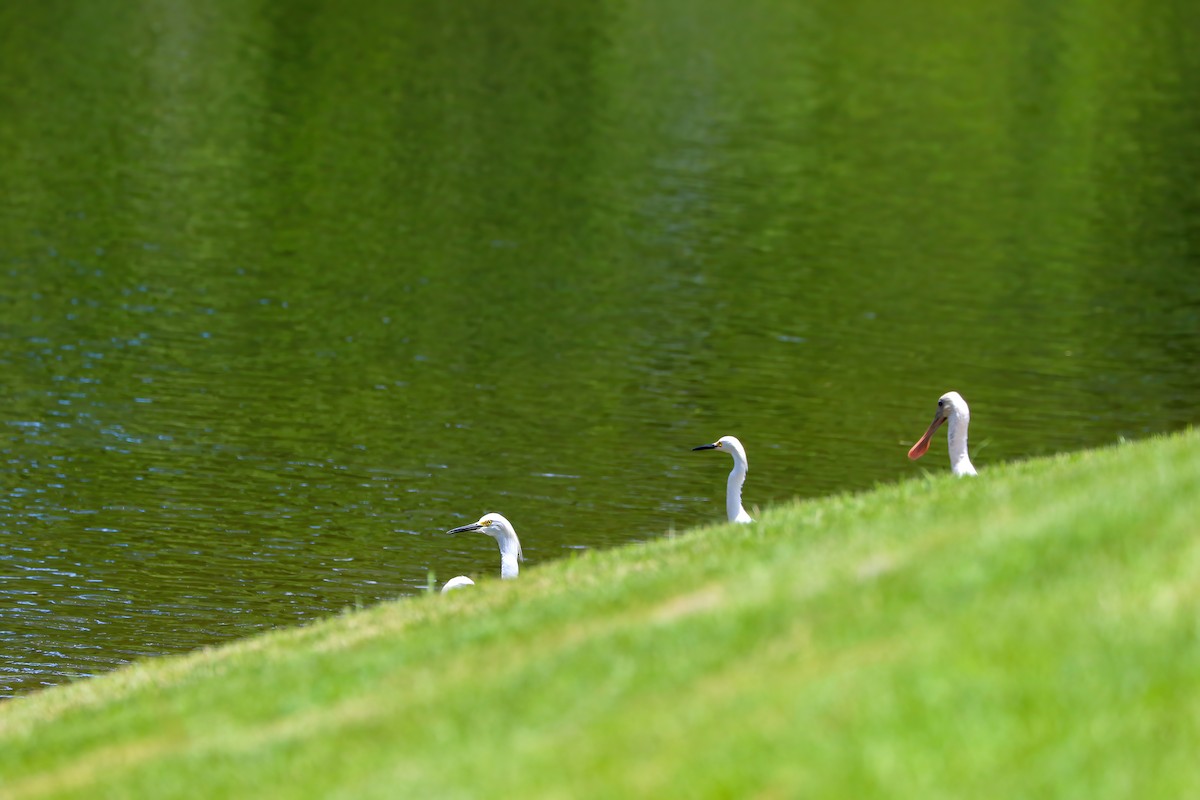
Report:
447,512,514,539
446,511,524,566
693,435,748,468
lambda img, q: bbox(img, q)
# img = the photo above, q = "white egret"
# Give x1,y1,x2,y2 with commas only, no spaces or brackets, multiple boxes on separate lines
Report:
440,512,524,592
440,576,475,592
907,391,977,476
692,436,753,523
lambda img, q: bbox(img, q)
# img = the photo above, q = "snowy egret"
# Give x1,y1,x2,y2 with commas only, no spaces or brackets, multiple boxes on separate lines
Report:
692,436,754,523
907,391,977,476
440,576,475,593
440,512,524,592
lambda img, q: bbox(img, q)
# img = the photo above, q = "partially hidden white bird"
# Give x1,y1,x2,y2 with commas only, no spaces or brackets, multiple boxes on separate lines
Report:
692,435,753,523
907,391,977,476
440,512,524,593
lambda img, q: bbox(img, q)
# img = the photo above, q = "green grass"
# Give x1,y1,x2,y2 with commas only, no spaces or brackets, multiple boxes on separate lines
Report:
3,430,1199,799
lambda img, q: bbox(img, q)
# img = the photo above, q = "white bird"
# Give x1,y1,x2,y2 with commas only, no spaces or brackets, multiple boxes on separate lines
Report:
907,391,977,476
692,435,753,523
440,512,524,593
440,575,475,592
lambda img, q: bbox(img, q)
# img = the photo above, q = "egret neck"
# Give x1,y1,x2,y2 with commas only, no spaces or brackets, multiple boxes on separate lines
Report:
693,435,754,523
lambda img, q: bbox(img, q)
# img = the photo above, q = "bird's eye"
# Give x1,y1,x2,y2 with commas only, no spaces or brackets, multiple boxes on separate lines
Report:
937,400,944,407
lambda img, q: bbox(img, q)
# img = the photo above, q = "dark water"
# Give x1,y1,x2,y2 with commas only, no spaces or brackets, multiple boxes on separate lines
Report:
1,0,1198,696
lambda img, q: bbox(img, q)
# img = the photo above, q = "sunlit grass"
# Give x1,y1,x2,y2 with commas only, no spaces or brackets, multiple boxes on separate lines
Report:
2,430,1198,798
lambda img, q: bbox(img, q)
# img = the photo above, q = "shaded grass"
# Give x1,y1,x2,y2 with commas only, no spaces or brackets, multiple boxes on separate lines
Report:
2,430,1198,798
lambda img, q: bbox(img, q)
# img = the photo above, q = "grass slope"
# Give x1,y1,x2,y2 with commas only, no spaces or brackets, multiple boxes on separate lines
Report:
2,430,1198,798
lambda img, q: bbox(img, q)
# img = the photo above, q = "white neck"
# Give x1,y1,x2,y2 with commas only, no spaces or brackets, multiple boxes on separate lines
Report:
496,530,523,579
726,462,752,523
946,414,976,476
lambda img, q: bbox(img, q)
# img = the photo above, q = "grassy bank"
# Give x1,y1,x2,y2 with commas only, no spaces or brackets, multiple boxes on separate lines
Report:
2,430,1198,798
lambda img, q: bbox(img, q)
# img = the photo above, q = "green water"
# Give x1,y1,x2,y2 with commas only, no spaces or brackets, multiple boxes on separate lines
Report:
1,0,1197,697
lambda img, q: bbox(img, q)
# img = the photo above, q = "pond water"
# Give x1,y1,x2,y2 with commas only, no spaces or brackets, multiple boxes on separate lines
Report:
2,0,1198,697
